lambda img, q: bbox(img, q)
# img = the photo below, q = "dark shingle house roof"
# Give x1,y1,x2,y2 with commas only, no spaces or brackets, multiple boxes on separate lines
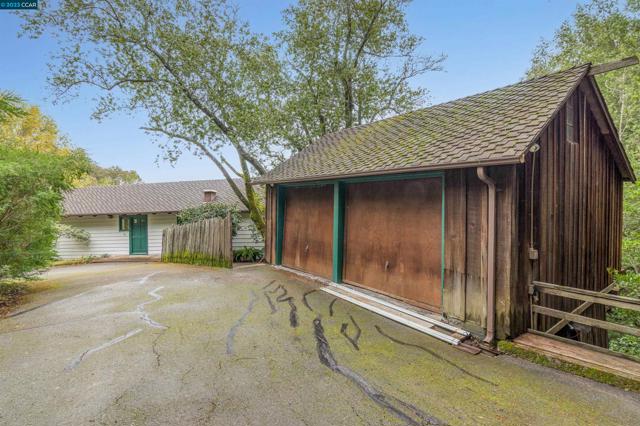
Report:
63,179,250,216
256,64,621,183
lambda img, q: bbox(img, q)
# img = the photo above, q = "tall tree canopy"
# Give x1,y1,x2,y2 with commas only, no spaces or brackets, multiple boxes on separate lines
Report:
19,0,441,235
278,0,444,151
75,164,141,187
0,104,140,187
20,0,283,235
527,0,640,270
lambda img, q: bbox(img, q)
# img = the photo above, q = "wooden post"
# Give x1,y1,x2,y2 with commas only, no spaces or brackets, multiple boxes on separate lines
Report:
332,182,345,283
275,185,285,265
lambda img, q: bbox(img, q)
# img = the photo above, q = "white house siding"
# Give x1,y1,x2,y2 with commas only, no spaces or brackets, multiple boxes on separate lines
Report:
148,214,179,254
56,213,263,259
233,216,264,250
56,213,176,259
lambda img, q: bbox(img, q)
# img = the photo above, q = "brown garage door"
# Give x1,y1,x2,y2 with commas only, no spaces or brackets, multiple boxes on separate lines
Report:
282,185,333,279
343,177,443,311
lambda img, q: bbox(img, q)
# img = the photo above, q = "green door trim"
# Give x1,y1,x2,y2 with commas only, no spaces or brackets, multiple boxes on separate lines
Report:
273,171,445,296
129,214,148,255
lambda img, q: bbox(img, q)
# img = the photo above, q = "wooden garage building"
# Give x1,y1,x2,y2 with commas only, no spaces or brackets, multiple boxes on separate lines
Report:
255,63,635,343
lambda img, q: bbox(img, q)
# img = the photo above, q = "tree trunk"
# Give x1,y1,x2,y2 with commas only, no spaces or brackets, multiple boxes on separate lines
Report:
239,158,266,238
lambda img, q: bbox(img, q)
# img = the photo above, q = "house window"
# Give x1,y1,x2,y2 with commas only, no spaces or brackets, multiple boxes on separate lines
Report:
119,215,129,231
566,96,577,144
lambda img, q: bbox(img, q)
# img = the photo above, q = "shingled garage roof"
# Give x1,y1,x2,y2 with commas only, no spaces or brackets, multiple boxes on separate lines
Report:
256,64,596,184
63,179,250,216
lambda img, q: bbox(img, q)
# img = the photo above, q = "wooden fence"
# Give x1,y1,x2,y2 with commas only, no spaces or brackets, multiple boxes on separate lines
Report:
161,215,233,268
529,280,640,355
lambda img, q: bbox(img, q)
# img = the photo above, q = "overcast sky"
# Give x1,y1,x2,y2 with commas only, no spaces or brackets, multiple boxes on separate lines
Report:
0,1,586,182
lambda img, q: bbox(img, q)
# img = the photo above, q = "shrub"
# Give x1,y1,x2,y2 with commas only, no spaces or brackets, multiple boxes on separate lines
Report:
233,246,264,262
0,144,89,280
177,203,241,236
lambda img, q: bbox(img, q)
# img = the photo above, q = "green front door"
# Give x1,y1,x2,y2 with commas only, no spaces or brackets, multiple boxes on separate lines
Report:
129,215,148,255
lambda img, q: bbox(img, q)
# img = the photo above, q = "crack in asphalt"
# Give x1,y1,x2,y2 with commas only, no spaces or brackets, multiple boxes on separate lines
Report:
269,284,299,327
66,328,143,370
340,314,362,351
262,280,276,290
329,298,338,317
313,317,444,426
374,325,497,386
226,290,259,356
136,286,167,329
264,292,277,314
302,289,317,312
7,271,160,319
152,329,167,368
65,272,164,371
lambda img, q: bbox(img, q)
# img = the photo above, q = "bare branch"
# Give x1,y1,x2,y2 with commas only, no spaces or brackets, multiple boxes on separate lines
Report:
141,126,251,208
221,156,244,178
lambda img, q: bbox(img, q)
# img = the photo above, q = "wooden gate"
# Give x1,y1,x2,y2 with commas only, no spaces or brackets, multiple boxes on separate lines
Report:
282,185,334,279
342,177,443,310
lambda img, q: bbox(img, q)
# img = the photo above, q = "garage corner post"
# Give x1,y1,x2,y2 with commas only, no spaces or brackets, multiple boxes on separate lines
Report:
275,185,285,265
332,182,345,283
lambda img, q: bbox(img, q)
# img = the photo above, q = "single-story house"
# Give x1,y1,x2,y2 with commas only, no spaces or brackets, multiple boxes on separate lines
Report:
57,179,263,259
256,62,635,345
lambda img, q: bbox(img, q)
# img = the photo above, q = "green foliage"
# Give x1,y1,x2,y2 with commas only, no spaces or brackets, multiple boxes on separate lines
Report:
527,0,640,272
498,340,640,392
75,163,141,188
161,250,232,268
0,143,89,280
607,271,640,358
233,246,264,262
278,0,444,151
55,223,90,243
0,91,26,124
177,203,241,236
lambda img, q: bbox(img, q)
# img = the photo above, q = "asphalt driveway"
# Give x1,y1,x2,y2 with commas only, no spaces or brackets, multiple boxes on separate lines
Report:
1,262,639,425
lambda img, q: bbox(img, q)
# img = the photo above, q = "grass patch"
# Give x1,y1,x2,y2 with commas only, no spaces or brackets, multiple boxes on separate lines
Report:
162,251,232,268
498,340,640,393
52,255,102,266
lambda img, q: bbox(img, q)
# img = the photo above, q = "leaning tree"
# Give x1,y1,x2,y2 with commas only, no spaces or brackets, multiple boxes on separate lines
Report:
21,0,443,236
21,0,285,234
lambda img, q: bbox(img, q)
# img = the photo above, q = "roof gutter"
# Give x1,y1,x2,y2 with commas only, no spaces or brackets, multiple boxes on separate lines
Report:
477,167,496,344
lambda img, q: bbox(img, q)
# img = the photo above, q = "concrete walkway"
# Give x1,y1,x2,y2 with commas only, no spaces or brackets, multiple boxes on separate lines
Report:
1,263,638,425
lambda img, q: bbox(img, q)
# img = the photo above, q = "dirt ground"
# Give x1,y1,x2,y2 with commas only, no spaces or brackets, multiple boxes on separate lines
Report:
1,262,639,425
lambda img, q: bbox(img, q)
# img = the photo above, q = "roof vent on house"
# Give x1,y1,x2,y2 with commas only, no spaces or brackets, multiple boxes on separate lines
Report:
203,190,217,203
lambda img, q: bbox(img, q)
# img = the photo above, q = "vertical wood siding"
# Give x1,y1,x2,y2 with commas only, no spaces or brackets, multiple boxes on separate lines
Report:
525,88,623,347
443,167,519,338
